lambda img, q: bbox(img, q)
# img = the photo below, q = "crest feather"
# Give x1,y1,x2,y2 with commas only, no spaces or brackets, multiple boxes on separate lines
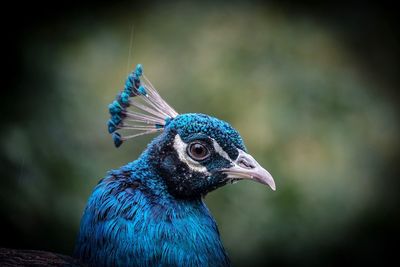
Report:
107,64,178,147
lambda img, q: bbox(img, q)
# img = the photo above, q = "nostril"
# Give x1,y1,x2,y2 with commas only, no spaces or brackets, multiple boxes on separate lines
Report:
238,157,255,169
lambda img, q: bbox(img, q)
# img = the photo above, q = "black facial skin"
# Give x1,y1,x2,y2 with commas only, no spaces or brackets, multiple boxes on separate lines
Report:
150,130,233,199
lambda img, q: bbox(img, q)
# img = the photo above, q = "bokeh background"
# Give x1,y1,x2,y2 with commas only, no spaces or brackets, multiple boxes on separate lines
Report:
2,1,399,266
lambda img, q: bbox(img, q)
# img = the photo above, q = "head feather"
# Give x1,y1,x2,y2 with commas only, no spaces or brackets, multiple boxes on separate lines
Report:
107,64,179,147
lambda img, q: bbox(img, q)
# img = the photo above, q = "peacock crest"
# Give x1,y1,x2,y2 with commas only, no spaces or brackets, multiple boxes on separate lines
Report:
107,64,179,147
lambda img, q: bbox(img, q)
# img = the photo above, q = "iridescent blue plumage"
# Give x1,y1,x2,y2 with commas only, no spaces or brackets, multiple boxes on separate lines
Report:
75,115,237,266
74,65,276,267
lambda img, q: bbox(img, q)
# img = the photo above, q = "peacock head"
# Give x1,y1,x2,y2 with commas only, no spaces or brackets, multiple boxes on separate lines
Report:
107,64,275,198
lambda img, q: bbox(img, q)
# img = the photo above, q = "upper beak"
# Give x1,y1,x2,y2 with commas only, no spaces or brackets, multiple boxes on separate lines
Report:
222,150,276,191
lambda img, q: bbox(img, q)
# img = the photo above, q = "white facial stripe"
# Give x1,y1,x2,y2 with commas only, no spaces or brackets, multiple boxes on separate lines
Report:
212,139,232,161
173,134,210,174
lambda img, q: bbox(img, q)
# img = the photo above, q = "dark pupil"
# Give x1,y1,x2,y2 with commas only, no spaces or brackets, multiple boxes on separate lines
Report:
193,144,204,156
189,143,208,159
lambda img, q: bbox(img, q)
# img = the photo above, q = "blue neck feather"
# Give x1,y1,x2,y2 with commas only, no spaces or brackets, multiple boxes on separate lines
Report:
74,149,230,267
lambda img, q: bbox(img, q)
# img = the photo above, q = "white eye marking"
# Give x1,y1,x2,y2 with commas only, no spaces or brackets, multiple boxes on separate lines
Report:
212,139,231,161
173,135,210,174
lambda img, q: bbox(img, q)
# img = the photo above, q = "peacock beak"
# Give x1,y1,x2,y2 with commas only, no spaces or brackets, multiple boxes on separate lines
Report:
222,150,276,191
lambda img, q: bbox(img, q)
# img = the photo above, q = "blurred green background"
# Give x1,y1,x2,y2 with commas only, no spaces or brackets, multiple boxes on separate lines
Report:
1,1,399,266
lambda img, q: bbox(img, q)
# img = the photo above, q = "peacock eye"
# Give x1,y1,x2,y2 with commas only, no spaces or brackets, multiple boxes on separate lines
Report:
187,142,210,161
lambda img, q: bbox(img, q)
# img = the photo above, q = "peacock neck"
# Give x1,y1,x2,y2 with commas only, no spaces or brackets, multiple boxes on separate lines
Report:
75,153,231,266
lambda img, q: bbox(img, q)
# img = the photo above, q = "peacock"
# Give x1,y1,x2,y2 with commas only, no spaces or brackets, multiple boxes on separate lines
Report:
0,64,275,267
